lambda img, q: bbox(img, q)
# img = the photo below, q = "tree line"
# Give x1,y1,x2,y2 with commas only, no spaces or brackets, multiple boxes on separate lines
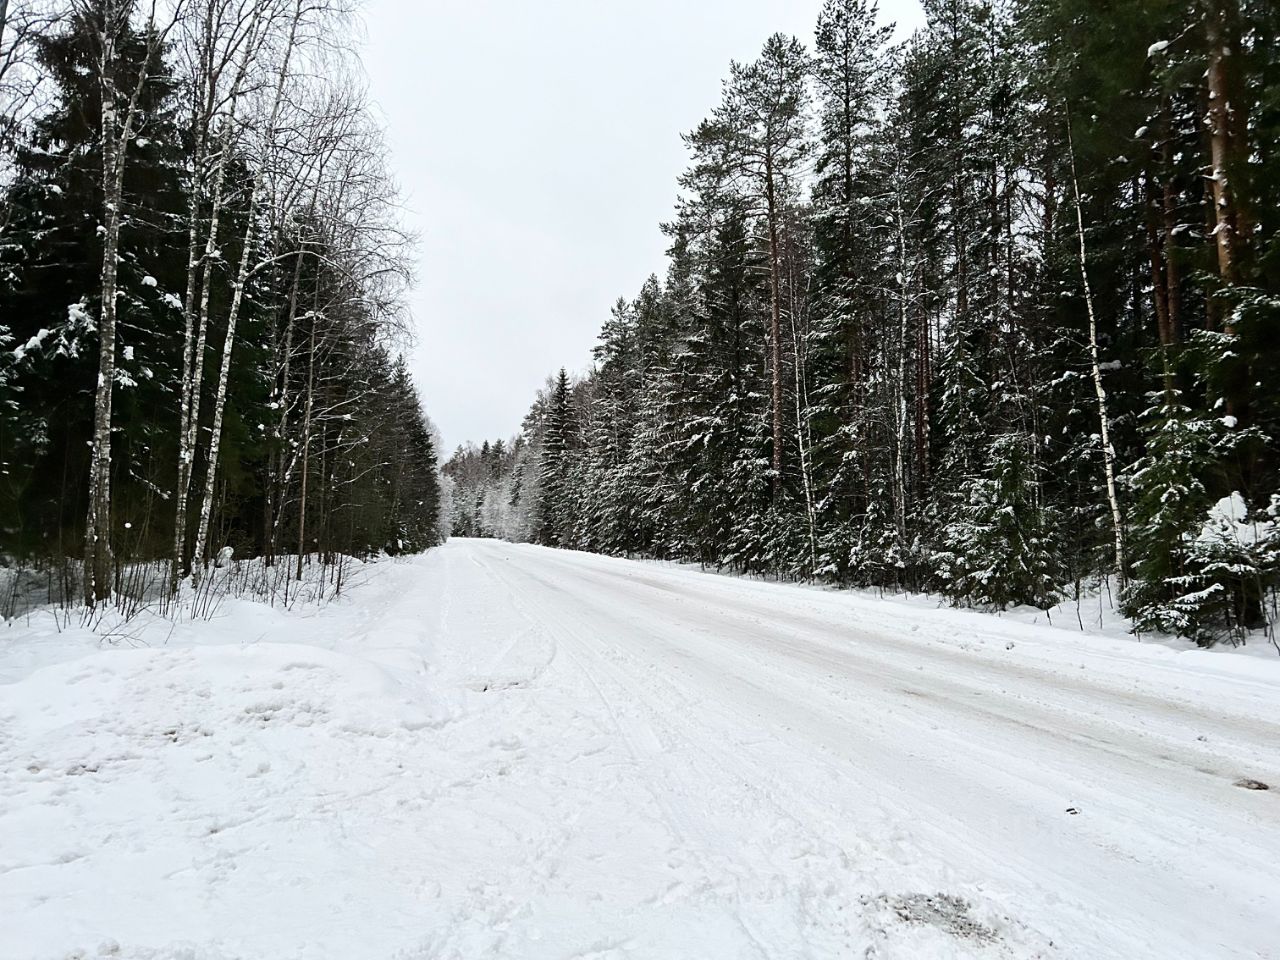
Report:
0,0,443,612
447,0,1280,647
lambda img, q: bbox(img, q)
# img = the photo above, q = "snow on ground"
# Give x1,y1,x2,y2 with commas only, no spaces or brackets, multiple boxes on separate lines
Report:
2,539,1279,959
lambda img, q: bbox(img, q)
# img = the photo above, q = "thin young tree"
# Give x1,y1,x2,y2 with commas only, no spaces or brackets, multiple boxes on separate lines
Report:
1066,110,1128,588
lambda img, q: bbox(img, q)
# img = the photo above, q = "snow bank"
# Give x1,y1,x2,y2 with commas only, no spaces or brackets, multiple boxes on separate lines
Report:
1,561,465,960
1,640,458,957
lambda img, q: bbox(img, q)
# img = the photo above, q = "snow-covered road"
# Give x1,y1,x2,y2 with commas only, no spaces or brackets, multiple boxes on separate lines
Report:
4,539,1279,959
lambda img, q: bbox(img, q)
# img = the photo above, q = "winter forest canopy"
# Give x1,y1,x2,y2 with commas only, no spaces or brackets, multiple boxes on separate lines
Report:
0,0,445,613
445,0,1280,648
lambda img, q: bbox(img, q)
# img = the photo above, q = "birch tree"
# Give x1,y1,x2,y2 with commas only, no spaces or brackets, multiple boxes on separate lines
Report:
1066,111,1128,588
75,0,184,604
188,0,306,581
168,0,276,589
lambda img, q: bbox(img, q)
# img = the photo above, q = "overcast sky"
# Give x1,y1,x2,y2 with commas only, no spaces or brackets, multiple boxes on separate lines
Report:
362,0,924,453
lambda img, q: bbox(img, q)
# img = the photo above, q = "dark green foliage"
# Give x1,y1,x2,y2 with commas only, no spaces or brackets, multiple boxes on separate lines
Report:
0,11,187,560
932,432,1062,610
534,369,578,548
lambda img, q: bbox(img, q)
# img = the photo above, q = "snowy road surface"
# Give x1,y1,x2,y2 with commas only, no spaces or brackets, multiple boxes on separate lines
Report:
3,539,1279,959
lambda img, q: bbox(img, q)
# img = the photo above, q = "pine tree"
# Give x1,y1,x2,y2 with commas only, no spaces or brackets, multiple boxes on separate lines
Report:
809,0,893,578
720,34,811,501
456,0,1280,640
534,368,575,547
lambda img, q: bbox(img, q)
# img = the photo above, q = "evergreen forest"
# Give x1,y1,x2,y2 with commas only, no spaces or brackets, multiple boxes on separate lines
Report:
446,0,1280,646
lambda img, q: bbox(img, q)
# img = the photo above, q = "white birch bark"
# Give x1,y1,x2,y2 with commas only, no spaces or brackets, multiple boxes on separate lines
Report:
1067,114,1128,587
191,0,303,581
80,0,183,604
172,6,264,591
893,185,911,549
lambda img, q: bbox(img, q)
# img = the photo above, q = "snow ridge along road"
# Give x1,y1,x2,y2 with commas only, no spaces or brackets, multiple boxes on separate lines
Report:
2,538,1278,959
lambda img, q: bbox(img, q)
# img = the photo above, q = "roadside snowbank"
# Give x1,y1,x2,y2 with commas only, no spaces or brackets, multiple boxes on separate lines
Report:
1,559,469,960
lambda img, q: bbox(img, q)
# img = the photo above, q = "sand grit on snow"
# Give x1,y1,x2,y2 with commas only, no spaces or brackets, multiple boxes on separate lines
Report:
2,540,1279,959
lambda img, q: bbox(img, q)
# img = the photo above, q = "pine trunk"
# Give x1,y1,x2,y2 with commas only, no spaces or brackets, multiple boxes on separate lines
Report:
894,188,911,547
1204,0,1247,294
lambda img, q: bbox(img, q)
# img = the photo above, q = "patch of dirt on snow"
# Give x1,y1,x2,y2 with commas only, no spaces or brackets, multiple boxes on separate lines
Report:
58,939,241,960
886,892,999,943
1233,777,1269,791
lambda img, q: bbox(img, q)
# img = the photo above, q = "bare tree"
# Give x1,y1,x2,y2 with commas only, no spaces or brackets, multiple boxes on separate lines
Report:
1,1,59,222
169,0,278,591
178,0,410,583
189,0,306,582
1,0,431,610
282,91,412,579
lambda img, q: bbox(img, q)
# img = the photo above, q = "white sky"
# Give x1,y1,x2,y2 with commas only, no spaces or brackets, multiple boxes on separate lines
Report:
362,0,924,452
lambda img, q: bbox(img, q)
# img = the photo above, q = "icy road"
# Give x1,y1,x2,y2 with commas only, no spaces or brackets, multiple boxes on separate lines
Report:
3,539,1279,959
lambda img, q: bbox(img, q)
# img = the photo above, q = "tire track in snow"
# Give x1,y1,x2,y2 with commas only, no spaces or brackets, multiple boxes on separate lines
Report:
456,540,1280,959
521,548,1280,800
469,545,1053,958
468,547,783,959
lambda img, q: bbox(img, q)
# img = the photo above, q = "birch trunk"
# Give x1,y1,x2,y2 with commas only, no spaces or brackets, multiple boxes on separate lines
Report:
84,25,122,605
82,0,171,604
764,153,784,497
1067,114,1128,587
296,315,316,582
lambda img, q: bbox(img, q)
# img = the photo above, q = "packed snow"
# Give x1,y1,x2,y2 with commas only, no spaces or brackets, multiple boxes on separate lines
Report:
2,539,1278,959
